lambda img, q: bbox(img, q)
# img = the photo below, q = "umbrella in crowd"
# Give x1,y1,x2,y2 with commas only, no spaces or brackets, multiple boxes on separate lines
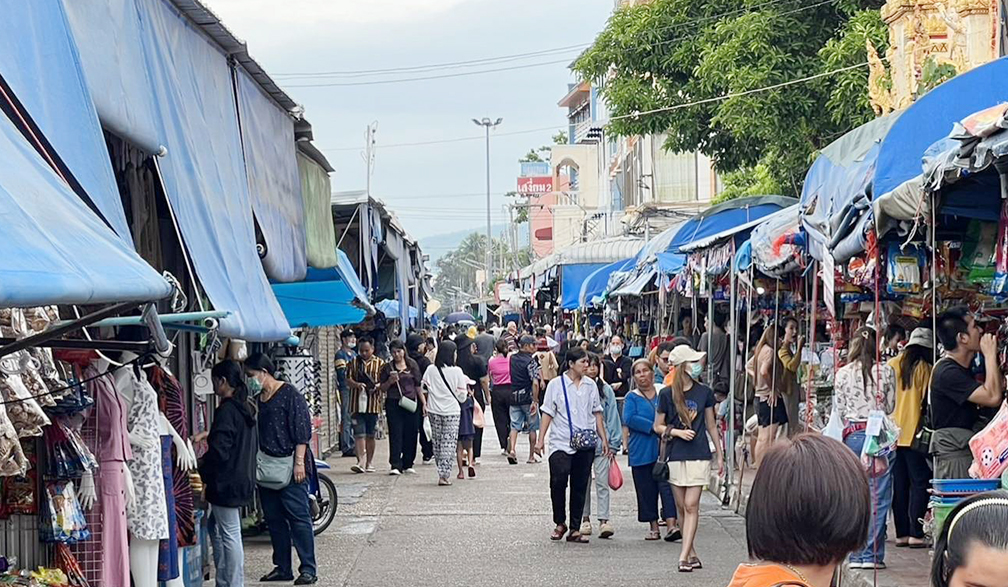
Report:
444,311,476,324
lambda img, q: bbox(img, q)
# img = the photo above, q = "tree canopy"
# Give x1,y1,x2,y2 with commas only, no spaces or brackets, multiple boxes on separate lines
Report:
574,0,887,198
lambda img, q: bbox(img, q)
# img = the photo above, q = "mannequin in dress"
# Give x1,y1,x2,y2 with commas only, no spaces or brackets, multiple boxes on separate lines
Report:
114,352,194,587
78,357,136,587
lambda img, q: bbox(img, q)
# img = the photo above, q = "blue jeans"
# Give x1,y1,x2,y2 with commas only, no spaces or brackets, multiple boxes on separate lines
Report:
260,481,317,576
844,431,894,564
207,505,243,587
340,386,355,452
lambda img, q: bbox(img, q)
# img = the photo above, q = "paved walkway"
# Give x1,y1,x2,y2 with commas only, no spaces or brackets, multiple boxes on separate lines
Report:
242,420,749,586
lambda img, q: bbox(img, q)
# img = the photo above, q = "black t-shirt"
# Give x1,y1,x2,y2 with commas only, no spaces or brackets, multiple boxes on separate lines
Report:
931,358,981,431
658,383,715,462
603,355,634,398
510,352,534,394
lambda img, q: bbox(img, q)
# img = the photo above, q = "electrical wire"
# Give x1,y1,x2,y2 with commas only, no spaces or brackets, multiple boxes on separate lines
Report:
285,58,575,88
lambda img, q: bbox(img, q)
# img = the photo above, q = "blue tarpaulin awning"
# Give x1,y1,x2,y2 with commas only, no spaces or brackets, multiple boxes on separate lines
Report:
667,196,796,253
0,0,134,244
561,263,607,310
578,258,634,308
376,299,420,321
273,250,374,328
801,57,1008,261
70,0,292,341
0,112,171,306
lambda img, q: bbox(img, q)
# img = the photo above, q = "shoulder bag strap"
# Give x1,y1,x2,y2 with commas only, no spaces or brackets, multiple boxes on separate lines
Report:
561,374,574,438
437,366,464,405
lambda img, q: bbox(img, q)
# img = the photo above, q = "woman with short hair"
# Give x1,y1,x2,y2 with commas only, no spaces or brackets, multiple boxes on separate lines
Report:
728,434,871,587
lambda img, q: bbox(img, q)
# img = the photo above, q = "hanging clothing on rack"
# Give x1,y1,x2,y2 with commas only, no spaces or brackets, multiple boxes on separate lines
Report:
149,366,197,548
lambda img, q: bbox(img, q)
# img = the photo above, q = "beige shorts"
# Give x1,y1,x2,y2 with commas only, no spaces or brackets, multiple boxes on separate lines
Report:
669,460,711,487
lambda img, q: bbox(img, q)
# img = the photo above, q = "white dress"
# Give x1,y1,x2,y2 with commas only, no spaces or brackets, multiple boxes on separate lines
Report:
124,372,168,540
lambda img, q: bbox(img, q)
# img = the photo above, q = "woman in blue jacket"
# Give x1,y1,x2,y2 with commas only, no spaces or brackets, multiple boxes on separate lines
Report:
580,353,623,539
623,359,680,541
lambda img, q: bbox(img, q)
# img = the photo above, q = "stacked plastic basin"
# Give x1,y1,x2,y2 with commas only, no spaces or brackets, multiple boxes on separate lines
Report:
930,478,1002,536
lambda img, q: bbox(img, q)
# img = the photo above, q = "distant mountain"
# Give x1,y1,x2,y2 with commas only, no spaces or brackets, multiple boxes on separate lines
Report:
421,223,519,264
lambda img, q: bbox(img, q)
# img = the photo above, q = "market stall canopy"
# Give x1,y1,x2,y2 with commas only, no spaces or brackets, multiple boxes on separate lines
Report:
611,267,658,297
578,258,635,308
272,249,374,328
297,144,339,269
0,112,171,306
66,0,291,341
235,69,306,283
801,56,1008,263
0,0,134,245
667,196,796,254
560,263,608,310
747,205,806,277
678,204,799,253
520,237,645,285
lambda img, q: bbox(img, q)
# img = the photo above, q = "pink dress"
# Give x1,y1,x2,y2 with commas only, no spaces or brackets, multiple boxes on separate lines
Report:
92,368,132,587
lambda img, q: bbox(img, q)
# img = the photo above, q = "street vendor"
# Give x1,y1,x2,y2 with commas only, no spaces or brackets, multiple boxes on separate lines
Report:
931,308,1005,480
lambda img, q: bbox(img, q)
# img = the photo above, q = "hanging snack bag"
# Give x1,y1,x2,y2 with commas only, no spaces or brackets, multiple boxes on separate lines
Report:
968,402,1008,479
886,242,927,295
0,372,49,438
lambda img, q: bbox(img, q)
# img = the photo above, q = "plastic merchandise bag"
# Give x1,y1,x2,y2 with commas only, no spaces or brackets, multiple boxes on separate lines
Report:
823,403,844,441
861,410,899,477
0,372,49,438
887,242,927,295
968,402,1008,479
608,454,624,490
40,481,89,544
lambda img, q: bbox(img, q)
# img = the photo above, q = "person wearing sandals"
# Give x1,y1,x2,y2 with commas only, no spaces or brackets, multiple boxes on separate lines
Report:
535,346,609,543
379,339,425,476
654,345,724,573
579,353,622,539
727,434,871,587
624,359,680,543
420,341,472,486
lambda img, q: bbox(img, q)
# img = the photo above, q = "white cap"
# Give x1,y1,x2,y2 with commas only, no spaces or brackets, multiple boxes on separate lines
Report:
668,345,706,366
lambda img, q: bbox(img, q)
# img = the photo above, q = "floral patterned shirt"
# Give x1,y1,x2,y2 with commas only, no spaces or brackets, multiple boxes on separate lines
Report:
834,360,896,423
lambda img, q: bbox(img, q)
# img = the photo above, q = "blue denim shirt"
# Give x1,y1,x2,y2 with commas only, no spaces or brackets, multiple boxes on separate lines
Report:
595,382,622,455
623,390,661,467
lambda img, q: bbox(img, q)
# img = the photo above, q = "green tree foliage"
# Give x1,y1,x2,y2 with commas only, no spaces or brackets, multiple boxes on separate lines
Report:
918,57,957,95
574,0,886,198
433,233,525,300
714,163,782,204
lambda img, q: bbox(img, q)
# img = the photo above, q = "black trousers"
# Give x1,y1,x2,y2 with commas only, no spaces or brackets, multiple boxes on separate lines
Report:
386,400,420,471
548,450,594,527
892,447,931,539
490,384,512,450
631,463,677,522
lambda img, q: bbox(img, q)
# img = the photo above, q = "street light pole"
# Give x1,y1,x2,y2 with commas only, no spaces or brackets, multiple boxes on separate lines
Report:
472,116,502,321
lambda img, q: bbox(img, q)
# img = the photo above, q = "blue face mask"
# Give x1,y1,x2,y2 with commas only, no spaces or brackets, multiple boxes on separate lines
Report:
246,375,263,395
689,363,703,380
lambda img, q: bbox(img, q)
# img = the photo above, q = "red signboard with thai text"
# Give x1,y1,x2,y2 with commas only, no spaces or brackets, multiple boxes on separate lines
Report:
517,176,553,195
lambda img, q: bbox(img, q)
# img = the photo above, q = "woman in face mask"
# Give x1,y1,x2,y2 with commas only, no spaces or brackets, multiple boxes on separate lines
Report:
654,345,724,574
245,353,318,585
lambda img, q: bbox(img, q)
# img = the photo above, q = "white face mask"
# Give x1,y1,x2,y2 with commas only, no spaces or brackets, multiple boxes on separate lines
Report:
610,345,623,356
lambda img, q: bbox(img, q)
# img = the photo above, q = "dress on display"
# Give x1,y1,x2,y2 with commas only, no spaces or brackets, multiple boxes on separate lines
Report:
157,436,179,581
124,371,168,541
150,366,196,547
90,368,132,587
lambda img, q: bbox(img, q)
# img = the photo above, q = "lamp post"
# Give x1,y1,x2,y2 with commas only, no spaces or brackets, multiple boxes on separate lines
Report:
472,116,502,321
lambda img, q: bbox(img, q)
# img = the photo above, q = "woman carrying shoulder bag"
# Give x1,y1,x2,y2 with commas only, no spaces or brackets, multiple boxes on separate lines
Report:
420,341,472,486
380,339,425,476
246,353,317,585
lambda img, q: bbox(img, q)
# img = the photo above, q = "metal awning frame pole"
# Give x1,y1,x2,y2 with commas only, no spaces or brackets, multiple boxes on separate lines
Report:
727,239,737,498
55,310,231,329
0,301,140,359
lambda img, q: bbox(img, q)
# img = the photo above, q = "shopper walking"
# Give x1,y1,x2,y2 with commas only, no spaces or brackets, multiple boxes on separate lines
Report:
508,335,541,465
931,489,1008,587
623,359,679,542
245,353,317,585
346,337,385,474
407,334,434,464
380,339,424,476
747,324,787,468
580,353,622,539
536,346,608,543
334,329,357,457
195,360,256,587
888,327,933,549
456,335,489,465
728,434,871,587
487,339,513,454
834,327,896,570
421,341,471,486
654,345,723,573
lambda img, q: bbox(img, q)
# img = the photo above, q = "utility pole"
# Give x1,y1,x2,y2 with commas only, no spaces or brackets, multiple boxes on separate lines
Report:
363,121,377,198
472,116,502,320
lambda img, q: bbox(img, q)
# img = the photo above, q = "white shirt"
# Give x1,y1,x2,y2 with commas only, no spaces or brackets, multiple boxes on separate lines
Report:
421,365,471,416
541,373,602,457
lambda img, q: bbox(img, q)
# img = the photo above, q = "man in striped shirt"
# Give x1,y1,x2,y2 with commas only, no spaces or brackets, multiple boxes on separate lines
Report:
347,337,386,473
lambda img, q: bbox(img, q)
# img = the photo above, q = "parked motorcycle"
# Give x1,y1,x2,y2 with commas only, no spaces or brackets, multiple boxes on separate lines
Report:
243,457,338,537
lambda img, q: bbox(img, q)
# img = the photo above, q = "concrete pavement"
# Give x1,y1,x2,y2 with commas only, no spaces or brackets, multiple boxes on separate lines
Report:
243,420,750,586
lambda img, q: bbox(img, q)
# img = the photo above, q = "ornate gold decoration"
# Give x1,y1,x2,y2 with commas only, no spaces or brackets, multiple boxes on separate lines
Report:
935,2,969,72
867,40,895,116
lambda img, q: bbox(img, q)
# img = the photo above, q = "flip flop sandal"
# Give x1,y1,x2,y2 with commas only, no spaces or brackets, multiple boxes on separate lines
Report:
689,557,703,569
678,562,693,573
908,541,929,549
566,532,589,543
507,453,518,465
468,466,476,478
550,525,568,541
665,529,682,542
645,531,661,541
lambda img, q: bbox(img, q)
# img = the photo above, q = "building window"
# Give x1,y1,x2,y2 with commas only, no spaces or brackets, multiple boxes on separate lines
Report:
652,137,698,203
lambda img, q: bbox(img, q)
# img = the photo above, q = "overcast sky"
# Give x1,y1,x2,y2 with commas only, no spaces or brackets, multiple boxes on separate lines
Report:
203,0,613,245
